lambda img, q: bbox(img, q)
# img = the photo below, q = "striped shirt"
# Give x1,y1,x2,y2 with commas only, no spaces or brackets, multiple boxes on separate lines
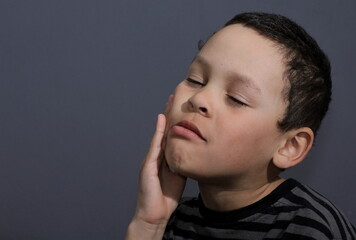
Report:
163,179,356,239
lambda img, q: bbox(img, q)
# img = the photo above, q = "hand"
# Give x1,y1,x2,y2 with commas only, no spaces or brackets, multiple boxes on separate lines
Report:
126,95,186,239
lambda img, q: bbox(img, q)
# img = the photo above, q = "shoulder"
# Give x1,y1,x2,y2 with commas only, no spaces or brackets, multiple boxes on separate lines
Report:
275,179,356,239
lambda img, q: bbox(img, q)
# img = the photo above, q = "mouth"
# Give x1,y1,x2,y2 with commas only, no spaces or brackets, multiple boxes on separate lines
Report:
171,120,207,141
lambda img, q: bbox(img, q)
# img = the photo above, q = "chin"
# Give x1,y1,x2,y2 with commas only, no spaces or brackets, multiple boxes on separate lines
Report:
164,140,208,179
164,150,180,171
164,150,190,177
164,154,200,181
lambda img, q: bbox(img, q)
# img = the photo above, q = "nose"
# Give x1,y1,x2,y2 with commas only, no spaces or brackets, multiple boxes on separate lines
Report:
188,90,211,117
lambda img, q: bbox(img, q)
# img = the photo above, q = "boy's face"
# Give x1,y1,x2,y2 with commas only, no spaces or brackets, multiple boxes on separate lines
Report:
165,24,288,184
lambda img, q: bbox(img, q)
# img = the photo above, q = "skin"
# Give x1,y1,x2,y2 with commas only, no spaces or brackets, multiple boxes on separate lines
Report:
126,24,313,239
165,24,288,210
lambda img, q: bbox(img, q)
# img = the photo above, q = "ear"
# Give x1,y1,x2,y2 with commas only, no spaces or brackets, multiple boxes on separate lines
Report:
273,127,314,169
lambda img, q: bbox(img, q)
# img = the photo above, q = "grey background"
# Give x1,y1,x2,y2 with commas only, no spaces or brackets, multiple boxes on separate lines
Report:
0,0,355,239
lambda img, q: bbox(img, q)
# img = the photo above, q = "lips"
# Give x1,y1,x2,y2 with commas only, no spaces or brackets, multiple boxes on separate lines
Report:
172,120,206,141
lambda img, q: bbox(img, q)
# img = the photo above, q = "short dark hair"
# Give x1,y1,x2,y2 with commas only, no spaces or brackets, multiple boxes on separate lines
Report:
223,12,332,136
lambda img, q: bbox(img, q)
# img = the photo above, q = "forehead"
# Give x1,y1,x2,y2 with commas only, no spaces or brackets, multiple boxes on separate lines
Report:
194,24,286,100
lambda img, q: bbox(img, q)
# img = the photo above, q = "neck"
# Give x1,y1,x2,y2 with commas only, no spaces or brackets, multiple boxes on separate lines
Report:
198,176,284,211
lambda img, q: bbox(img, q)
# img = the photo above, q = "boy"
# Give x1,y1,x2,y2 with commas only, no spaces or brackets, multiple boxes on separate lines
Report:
126,12,356,239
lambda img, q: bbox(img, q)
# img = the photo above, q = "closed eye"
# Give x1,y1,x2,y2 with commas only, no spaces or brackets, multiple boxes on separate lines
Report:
186,78,205,86
227,95,247,106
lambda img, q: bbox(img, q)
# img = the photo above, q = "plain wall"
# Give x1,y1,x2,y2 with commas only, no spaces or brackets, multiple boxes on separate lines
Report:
0,1,355,239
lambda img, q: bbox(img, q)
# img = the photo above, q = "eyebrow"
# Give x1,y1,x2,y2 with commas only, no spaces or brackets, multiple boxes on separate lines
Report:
192,56,262,94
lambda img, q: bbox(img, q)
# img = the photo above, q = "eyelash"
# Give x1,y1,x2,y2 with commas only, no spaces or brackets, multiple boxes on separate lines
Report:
226,95,247,106
186,78,247,107
186,78,205,86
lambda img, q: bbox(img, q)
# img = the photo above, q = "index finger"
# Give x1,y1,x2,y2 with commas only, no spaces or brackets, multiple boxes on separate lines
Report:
145,114,166,165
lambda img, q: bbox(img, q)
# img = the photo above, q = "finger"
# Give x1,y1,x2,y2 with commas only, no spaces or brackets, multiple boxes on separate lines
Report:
144,114,166,165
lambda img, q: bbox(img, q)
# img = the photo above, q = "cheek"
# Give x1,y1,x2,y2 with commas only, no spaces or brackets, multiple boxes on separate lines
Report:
172,82,187,101
168,86,190,120
214,117,278,158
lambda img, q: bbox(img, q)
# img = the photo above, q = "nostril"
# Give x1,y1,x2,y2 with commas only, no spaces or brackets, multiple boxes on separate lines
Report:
199,107,208,113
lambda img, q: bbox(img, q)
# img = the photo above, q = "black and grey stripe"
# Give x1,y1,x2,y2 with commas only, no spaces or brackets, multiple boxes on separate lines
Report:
163,179,355,240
